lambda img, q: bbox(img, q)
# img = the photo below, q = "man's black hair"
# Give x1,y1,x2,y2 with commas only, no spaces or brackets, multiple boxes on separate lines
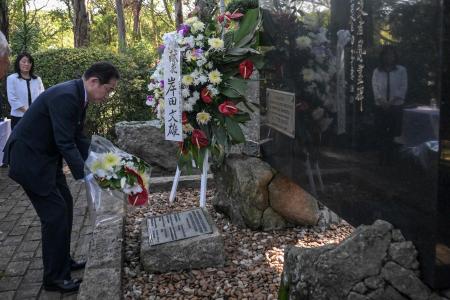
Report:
83,61,120,84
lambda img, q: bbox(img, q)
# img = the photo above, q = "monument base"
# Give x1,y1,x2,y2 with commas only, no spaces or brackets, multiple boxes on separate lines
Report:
140,208,225,273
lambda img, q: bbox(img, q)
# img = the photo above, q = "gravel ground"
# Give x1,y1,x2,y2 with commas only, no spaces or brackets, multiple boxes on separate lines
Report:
122,188,354,299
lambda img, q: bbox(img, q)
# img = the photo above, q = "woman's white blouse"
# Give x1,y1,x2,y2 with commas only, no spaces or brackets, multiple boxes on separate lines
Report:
7,73,45,117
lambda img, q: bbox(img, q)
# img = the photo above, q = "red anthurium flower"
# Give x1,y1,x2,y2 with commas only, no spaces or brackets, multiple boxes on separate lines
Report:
200,87,213,104
191,129,209,148
182,112,188,124
218,101,238,116
239,59,254,79
124,167,149,206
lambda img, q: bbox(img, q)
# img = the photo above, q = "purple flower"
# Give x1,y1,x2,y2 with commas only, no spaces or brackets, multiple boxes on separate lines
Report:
146,95,154,106
193,48,204,58
157,45,165,55
160,80,164,88
178,24,190,36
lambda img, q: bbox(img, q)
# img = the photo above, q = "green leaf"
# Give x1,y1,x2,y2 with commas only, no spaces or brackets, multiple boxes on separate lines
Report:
231,112,251,123
225,117,246,143
227,47,260,56
233,8,260,46
212,125,228,147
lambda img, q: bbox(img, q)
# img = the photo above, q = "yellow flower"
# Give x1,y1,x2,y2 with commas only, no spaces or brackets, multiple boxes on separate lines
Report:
302,68,315,82
90,159,105,173
208,70,222,85
182,75,194,86
196,111,211,125
103,153,121,169
208,38,224,50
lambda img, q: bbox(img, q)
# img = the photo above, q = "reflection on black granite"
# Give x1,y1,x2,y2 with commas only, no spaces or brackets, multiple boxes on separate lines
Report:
260,0,449,288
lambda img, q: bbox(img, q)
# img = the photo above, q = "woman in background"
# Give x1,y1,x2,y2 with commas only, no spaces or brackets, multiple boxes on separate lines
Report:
7,52,45,129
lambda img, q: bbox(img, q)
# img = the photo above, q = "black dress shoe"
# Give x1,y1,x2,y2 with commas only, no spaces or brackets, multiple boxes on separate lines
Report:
43,279,80,293
70,259,86,271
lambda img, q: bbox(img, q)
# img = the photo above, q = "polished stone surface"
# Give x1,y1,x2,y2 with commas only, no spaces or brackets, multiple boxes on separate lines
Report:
259,0,449,289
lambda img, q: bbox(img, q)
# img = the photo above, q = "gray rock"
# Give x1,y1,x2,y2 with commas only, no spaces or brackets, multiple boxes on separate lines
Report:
212,154,275,229
269,174,319,226
140,209,225,273
352,282,368,294
115,121,178,174
388,241,418,269
441,289,450,299
383,286,408,300
261,207,287,231
348,292,369,300
391,229,406,242
382,261,430,300
429,293,446,300
317,206,341,229
281,220,392,299
364,276,384,290
78,268,121,300
366,288,384,300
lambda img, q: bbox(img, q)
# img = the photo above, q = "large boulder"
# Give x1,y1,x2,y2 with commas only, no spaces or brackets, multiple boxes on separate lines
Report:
115,121,178,175
280,220,432,300
269,174,319,226
212,154,275,230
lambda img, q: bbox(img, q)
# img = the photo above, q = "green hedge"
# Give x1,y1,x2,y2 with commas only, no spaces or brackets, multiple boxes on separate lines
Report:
2,47,154,140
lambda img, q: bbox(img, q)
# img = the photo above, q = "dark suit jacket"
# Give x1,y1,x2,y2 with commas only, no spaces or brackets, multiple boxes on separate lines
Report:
2,79,90,196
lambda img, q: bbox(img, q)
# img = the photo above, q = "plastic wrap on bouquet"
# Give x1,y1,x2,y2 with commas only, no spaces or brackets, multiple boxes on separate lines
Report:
84,135,151,227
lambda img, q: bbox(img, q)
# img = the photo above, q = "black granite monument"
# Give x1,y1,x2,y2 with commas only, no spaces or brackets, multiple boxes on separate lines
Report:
259,0,449,288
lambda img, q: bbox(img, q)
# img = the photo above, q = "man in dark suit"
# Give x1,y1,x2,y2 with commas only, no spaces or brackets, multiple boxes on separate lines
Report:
2,62,120,293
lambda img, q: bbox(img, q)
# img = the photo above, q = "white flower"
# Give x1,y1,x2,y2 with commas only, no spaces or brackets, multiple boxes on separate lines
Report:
207,84,219,96
182,75,194,86
302,68,315,82
120,177,126,189
185,17,199,25
196,59,207,67
198,74,208,84
208,38,224,50
191,21,205,33
182,88,190,98
296,36,312,49
196,111,211,125
208,70,222,85
192,91,200,101
206,62,214,69
183,101,194,112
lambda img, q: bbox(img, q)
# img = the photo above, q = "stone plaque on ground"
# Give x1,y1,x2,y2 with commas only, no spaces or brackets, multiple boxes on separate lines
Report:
141,208,225,273
147,208,213,245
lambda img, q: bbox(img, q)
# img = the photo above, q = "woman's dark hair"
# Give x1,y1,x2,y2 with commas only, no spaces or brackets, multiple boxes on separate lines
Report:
83,61,120,84
378,45,399,71
15,52,37,79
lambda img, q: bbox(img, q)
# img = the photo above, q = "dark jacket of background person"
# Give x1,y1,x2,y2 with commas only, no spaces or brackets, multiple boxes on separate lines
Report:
2,79,89,195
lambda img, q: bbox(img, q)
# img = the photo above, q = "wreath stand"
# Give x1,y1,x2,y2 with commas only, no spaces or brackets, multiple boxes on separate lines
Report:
169,150,209,207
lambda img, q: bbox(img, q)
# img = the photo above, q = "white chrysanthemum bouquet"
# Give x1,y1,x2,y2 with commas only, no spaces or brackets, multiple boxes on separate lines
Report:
86,136,151,207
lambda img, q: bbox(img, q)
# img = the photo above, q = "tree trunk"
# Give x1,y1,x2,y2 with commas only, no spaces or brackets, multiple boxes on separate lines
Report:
0,0,8,40
115,0,127,52
73,0,89,47
149,0,159,45
132,0,142,40
175,0,183,29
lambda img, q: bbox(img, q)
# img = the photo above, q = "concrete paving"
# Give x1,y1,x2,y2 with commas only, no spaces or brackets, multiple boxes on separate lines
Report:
0,167,92,299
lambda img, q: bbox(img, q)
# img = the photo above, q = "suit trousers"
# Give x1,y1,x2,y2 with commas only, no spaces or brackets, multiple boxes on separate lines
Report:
23,167,73,284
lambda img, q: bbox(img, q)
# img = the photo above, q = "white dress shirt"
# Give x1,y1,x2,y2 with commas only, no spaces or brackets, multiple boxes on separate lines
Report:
7,73,45,117
372,65,408,106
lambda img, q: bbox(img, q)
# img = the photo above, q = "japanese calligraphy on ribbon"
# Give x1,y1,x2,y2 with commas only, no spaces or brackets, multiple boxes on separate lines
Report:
163,32,183,142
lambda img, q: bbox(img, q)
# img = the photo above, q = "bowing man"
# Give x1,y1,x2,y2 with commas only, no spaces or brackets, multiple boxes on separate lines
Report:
2,62,119,293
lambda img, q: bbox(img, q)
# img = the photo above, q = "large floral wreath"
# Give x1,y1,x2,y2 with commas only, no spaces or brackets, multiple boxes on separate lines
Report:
146,5,262,170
